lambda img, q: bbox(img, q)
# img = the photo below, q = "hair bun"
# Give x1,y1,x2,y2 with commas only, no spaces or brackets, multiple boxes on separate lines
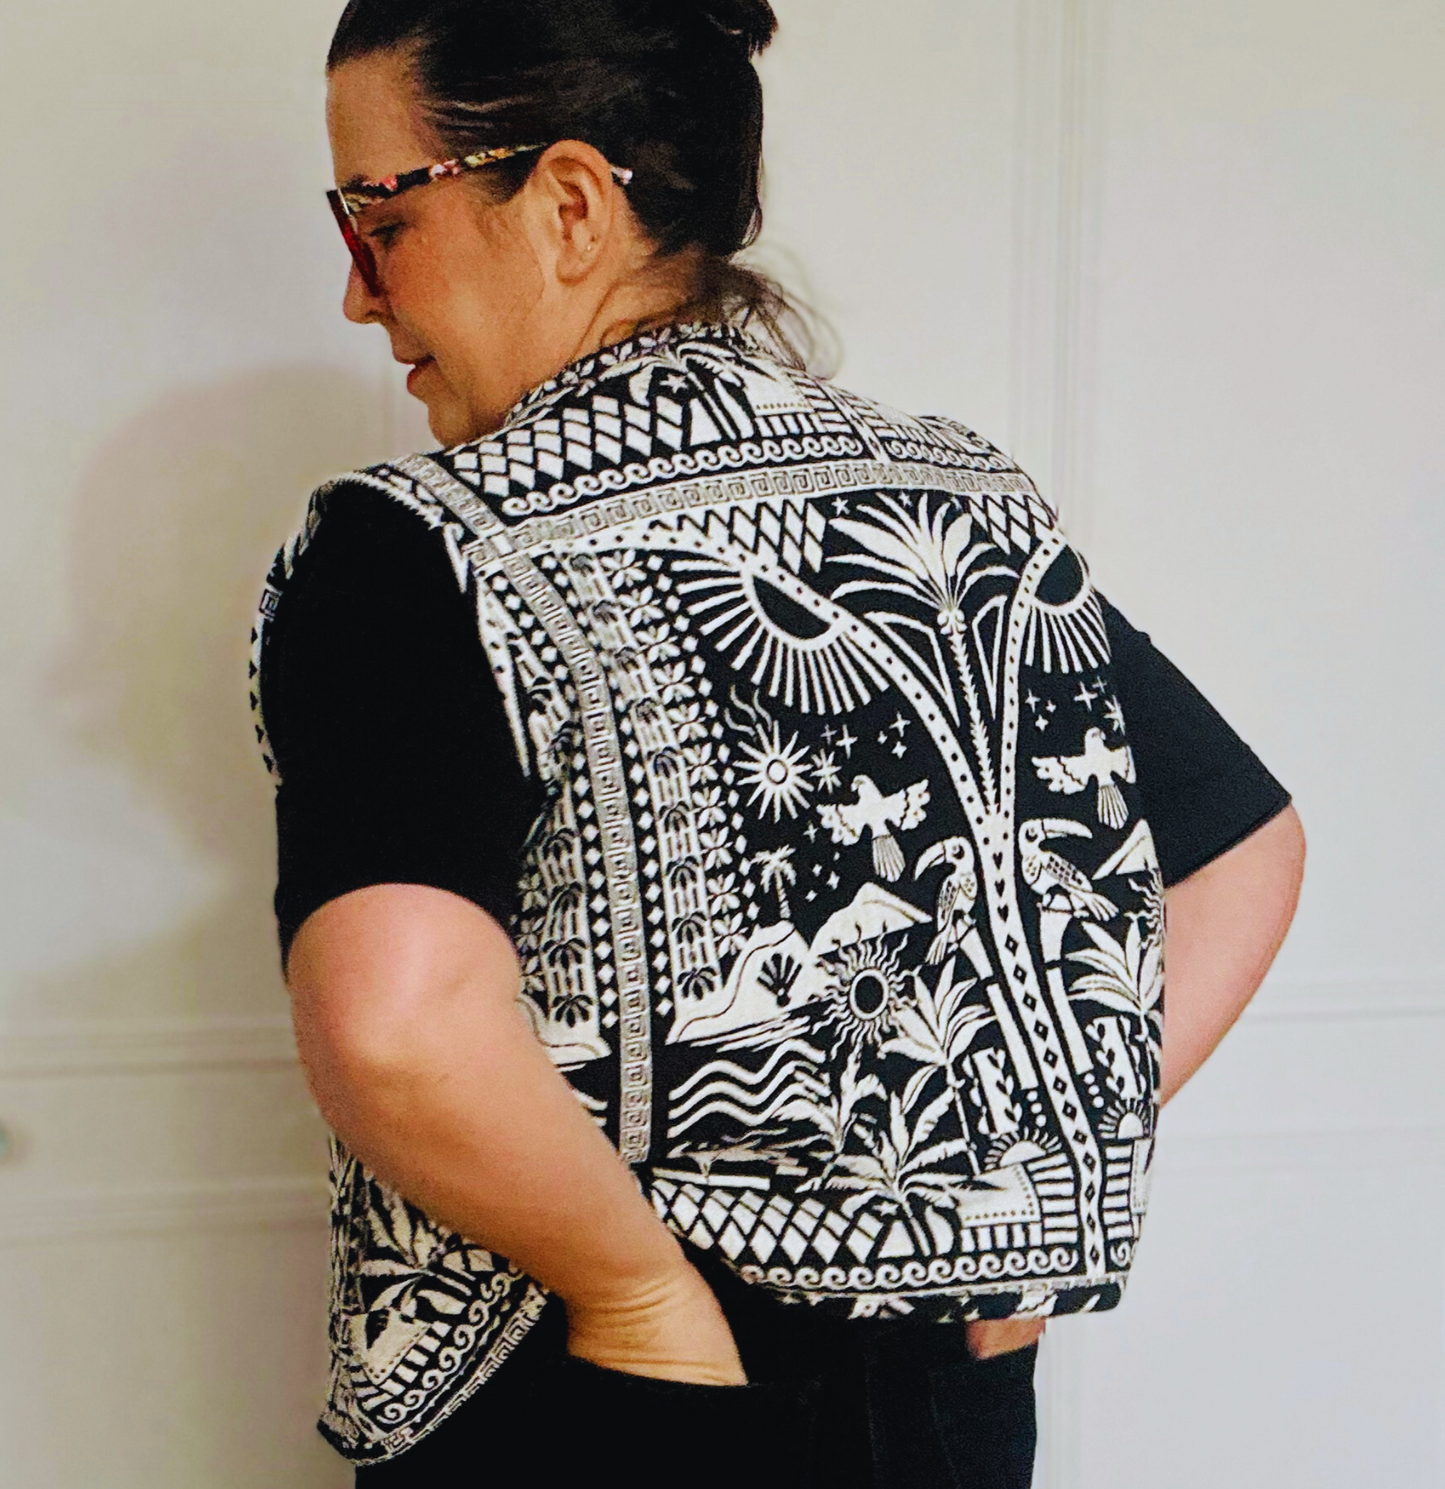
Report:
693,0,778,58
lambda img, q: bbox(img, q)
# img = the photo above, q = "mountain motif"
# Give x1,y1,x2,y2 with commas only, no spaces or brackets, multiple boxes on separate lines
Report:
1093,819,1160,880
668,922,819,1045
811,882,931,957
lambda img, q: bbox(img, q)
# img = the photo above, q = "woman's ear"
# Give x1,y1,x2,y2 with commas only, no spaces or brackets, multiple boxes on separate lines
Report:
526,140,625,284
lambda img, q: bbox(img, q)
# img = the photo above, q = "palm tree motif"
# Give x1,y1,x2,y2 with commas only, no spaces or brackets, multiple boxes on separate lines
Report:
827,1090,978,1256
758,952,803,1006
789,1042,886,1169
666,858,707,916
674,911,711,958
605,340,814,448
544,883,586,943
880,958,996,1177
544,939,591,1026
677,965,720,1003
1067,903,1165,1088
356,1185,498,1329
832,493,1016,805
538,827,579,887
752,845,798,922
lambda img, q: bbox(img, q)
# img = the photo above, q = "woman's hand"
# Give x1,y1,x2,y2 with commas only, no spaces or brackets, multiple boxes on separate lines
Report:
566,1259,747,1386
966,1318,1047,1359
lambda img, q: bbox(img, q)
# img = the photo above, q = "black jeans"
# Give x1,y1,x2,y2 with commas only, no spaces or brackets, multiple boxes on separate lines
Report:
355,1243,1037,1489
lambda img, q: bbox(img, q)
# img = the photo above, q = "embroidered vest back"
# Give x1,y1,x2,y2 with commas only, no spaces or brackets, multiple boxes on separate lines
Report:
255,324,1164,1464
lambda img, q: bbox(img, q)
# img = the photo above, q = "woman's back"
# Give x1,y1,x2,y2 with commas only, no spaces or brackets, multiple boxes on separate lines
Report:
259,320,1178,1458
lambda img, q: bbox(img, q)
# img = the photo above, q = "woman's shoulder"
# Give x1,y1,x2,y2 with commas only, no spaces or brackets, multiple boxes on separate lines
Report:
269,465,469,612
298,467,455,564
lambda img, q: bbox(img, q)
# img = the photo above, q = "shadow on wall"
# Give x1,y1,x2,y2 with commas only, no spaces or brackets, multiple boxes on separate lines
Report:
32,367,385,1024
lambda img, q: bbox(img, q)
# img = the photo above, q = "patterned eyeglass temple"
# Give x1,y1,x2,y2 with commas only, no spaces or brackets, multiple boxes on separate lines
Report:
327,143,636,294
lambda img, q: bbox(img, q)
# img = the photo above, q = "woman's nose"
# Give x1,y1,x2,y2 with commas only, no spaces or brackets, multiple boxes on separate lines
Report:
342,261,385,324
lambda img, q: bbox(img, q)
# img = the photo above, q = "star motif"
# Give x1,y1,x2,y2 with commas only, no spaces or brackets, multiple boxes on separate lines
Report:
822,725,837,744
1103,695,1126,733
832,497,849,517
810,748,843,793
1074,683,1095,710
892,741,907,759
812,863,823,877
663,373,688,392
891,714,910,737
1035,716,1049,732
1046,700,1057,714
827,872,840,890
878,731,889,745
805,822,818,842
1026,691,1042,714
837,727,858,758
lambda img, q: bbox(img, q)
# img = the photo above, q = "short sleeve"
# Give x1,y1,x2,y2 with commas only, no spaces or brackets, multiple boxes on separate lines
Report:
1101,597,1292,887
260,483,548,966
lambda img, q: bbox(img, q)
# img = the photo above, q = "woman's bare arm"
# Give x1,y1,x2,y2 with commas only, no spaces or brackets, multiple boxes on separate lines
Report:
1158,804,1306,1105
286,883,744,1384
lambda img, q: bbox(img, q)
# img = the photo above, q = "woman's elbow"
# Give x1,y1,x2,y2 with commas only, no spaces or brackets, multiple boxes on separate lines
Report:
287,979,432,1131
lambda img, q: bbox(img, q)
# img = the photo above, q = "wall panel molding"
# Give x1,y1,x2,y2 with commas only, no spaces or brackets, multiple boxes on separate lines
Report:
0,1017,297,1078
1160,1126,1445,1178
0,1176,329,1247
1008,0,1106,540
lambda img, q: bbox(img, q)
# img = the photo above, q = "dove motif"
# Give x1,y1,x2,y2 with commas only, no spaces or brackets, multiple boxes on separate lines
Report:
1033,728,1137,830
818,774,931,882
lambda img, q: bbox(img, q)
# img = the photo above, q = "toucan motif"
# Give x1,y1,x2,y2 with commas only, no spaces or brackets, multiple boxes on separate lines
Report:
914,836,979,964
1019,818,1118,921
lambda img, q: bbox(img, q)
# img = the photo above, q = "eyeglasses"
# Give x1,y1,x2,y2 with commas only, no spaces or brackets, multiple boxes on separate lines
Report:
327,143,635,296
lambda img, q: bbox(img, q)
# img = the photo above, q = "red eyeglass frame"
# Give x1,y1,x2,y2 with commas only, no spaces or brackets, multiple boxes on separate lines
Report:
326,143,634,295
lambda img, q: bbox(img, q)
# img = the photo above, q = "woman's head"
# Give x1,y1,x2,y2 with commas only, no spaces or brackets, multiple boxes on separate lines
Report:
325,0,789,445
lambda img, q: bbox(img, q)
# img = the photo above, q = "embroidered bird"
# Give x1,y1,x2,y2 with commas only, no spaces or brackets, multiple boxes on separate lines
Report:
1033,728,1137,830
819,774,931,883
1019,819,1117,921
914,836,978,964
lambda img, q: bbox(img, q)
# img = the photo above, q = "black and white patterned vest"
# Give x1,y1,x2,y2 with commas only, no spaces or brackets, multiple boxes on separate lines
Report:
255,322,1164,1463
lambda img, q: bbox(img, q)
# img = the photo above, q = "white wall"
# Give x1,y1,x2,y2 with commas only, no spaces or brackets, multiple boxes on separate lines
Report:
2,1,1440,1485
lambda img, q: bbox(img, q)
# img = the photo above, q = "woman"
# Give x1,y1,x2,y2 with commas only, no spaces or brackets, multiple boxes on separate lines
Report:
255,2,1305,1484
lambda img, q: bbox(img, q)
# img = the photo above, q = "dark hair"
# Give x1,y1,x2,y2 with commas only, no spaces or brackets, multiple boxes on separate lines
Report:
328,0,815,366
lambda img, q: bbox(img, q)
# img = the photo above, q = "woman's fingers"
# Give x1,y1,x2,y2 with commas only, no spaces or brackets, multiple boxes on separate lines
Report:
565,1262,747,1385
966,1318,1047,1359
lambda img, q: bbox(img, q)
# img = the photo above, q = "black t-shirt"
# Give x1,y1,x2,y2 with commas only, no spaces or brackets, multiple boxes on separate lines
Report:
261,483,1290,964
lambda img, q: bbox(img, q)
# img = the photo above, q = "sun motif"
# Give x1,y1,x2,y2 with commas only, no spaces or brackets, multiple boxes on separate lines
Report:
735,721,813,822
728,688,814,822
1020,547,1110,675
1099,1098,1151,1141
675,556,889,715
819,938,908,1050
982,1127,1062,1170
